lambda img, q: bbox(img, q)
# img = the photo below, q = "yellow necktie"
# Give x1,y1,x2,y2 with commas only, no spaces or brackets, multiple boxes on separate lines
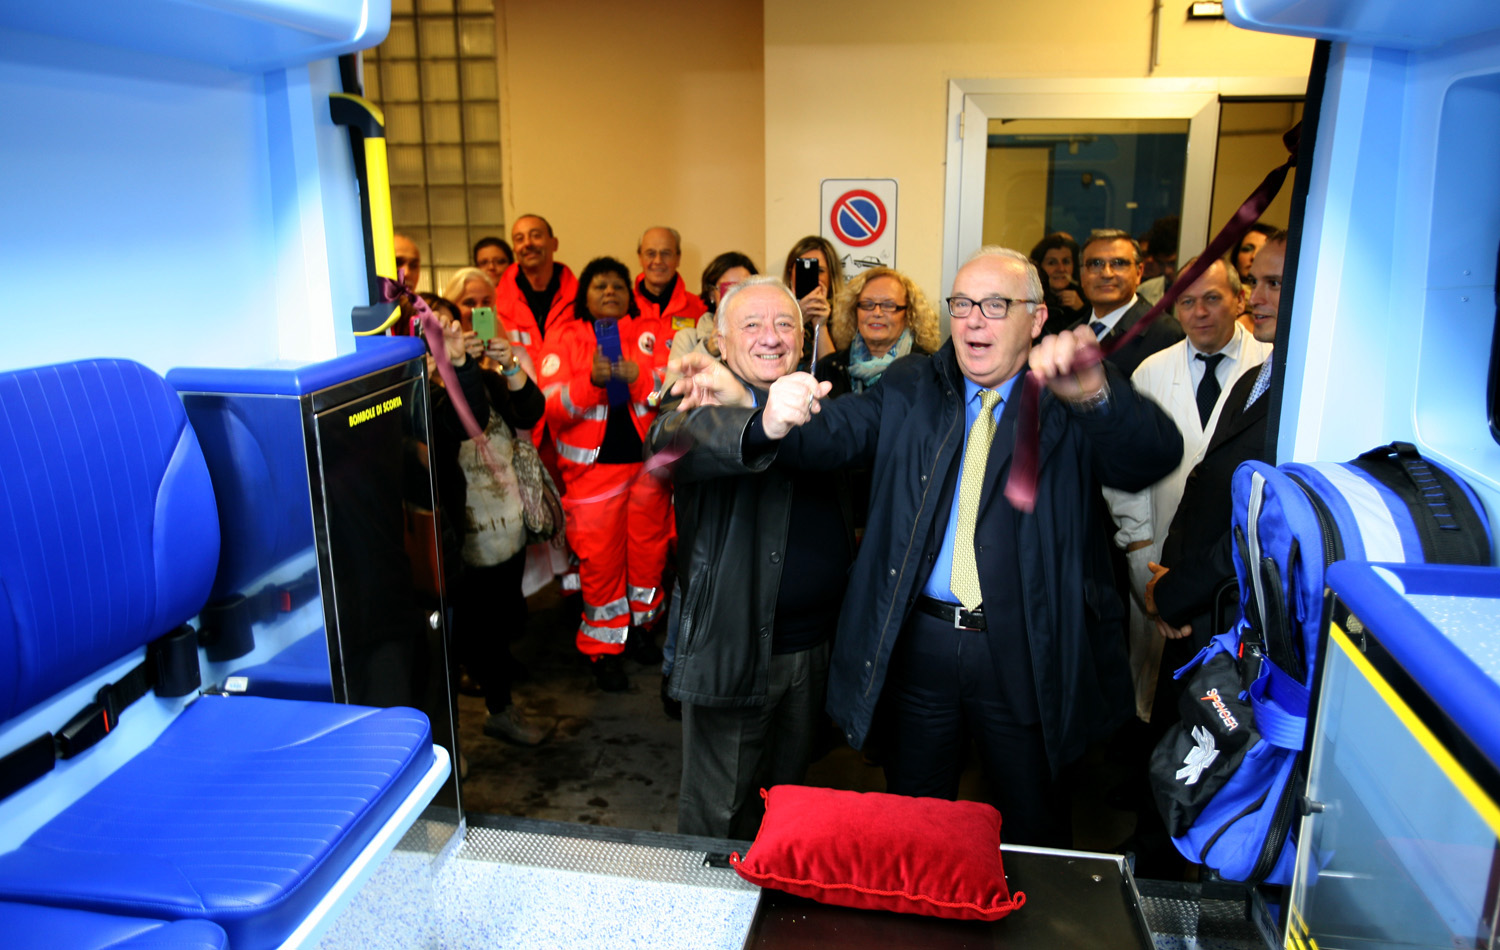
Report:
951,389,1001,610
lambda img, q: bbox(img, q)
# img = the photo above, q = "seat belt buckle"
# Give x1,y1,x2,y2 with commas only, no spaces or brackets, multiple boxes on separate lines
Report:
55,702,111,758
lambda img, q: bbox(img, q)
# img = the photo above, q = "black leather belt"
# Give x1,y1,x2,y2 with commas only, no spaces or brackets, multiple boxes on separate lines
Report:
915,597,986,631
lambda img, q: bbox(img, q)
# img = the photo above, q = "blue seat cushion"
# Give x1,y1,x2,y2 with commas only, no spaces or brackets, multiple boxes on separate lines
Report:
0,695,432,950
230,628,335,702
1,901,227,950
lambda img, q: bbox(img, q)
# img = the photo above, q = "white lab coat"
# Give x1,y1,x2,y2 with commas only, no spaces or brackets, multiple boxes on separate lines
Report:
1104,323,1273,719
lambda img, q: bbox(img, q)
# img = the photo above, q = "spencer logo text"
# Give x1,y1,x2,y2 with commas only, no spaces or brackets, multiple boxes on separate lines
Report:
1200,688,1240,732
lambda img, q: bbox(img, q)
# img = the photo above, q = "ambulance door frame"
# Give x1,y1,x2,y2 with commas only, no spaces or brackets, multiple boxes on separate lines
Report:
941,77,1309,324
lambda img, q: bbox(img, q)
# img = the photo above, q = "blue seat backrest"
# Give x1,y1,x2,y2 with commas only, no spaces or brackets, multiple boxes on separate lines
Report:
0,361,220,726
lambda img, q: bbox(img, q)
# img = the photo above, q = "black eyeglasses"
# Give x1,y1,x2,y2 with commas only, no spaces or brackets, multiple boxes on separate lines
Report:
1082,257,1135,274
856,300,908,314
946,296,1036,320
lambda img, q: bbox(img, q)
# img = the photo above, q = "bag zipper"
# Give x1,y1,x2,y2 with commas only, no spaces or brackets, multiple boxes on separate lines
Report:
1285,471,1344,569
1248,767,1300,883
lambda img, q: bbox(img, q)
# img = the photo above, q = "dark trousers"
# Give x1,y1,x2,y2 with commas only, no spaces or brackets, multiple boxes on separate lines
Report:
678,641,831,840
454,548,528,715
882,610,1071,848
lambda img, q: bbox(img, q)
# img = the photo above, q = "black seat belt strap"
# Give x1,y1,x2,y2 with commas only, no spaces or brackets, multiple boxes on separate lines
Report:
0,625,200,800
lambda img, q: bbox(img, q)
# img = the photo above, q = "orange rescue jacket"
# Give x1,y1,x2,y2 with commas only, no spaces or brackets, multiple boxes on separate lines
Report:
536,313,669,478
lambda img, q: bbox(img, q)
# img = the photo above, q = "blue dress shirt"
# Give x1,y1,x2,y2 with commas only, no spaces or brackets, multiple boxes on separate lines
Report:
920,373,1020,603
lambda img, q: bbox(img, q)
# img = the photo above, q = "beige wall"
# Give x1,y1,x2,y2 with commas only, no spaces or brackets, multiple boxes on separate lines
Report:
1212,100,1304,237
496,0,765,287
764,0,1315,302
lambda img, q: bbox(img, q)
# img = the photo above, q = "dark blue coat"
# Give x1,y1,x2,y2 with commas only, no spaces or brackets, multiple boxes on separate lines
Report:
770,340,1183,774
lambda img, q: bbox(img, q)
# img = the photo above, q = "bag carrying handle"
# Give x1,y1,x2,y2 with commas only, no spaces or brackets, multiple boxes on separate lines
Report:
1350,442,1491,565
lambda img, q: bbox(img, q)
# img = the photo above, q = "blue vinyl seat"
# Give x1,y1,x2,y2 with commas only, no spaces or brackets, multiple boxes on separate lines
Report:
1,901,228,950
0,360,436,949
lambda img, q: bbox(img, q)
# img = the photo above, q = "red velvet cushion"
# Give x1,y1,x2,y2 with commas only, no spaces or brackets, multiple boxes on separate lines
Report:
729,785,1026,921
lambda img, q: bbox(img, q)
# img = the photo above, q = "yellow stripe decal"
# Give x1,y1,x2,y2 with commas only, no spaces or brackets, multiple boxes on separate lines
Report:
1330,623,1500,838
364,135,395,281
1286,908,1309,950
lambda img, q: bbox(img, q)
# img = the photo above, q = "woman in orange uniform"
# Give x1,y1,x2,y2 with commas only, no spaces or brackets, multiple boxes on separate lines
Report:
534,257,672,691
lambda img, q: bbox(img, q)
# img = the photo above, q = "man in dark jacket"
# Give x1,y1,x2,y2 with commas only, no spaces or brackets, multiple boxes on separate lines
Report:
648,275,854,840
1073,229,1183,378
675,248,1182,846
1149,231,1287,650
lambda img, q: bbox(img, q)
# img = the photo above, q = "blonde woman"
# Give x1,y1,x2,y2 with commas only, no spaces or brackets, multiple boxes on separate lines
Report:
819,267,941,396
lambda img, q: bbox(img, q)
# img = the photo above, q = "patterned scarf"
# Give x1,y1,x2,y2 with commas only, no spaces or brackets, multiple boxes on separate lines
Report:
848,328,914,392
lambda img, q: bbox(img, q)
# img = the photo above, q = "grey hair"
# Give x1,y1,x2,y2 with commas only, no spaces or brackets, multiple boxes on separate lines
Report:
964,245,1045,312
715,274,803,336
638,226,683,254
441,266,494,303
1173,254,1242,300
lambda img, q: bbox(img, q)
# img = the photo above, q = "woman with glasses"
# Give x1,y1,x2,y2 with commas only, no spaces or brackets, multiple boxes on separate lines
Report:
819,267,941,397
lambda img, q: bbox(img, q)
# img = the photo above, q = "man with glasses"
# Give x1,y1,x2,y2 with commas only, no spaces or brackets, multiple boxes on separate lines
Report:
664,247,1181,846
1075,229,1183,378
635,226,708,338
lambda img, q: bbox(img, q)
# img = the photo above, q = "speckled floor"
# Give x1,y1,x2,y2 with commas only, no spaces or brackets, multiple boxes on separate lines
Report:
456,582,1140,855
314,819,758,950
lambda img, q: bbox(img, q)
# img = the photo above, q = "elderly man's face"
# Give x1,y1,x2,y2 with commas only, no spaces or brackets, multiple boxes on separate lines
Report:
394,235,421,291
1080,239,1143,312
1174,260,1240,355
1245,240,1285,344
717,285,802,386
638,228,681,294
950,257,1045,390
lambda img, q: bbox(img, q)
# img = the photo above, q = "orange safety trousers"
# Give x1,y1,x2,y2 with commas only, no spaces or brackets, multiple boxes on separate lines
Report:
560,461,672,657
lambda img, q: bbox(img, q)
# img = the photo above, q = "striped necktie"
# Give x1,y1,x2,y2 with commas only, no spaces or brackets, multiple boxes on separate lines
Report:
951,389,1002,610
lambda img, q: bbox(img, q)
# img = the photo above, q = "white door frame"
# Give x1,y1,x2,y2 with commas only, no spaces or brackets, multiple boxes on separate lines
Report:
941,77,1308,308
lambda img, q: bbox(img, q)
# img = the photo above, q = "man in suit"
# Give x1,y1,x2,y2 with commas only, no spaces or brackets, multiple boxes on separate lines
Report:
1148,231,1288,651
668,248,1183,846
1105,256,1272,721
1075,229,1184,378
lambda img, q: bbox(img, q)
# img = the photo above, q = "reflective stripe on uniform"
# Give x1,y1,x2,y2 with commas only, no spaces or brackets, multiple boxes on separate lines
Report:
632,402,651,417
631,601,664,627
561,386,608,421
561,572,581,592
583,596,631,623
556,440,600,464
579,618,628,644
628,585,659,606
508,329,533,345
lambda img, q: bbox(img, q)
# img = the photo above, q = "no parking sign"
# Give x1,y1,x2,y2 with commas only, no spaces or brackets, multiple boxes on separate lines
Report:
821,178,897,277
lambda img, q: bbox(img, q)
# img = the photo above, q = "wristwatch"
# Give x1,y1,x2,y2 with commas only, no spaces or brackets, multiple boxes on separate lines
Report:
1071,378,1110,412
